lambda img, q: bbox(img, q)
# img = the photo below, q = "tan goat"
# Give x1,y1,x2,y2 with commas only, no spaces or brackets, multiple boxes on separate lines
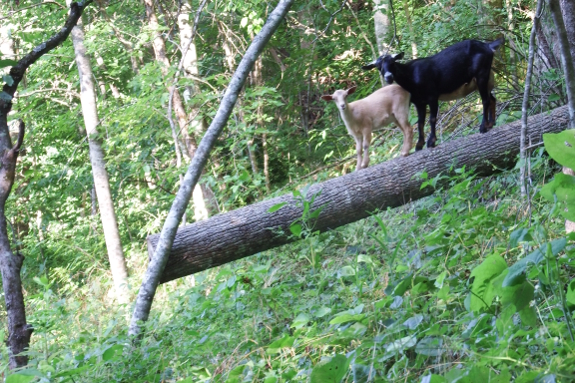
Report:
321,84,412,171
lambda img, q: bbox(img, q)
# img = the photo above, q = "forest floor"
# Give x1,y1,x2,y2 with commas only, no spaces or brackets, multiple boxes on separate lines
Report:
8,142,575,383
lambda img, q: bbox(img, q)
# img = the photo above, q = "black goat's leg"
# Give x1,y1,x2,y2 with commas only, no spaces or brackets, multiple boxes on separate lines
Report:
477,79,492,133
415,103,426,151
427,100,438,148
488,93,497,128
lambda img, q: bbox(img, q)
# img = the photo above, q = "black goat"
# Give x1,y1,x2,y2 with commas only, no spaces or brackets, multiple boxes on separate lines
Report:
362,38,503,150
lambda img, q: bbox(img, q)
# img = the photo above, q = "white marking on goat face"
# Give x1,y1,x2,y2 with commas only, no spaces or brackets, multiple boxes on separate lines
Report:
384,72,394,83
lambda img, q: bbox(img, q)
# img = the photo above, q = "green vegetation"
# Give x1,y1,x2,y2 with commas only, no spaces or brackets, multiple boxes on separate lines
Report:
1,0,575,381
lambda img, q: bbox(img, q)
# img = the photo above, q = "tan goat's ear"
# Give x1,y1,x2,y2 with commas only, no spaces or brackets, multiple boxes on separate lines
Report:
347,86,357,95
321,95,333,101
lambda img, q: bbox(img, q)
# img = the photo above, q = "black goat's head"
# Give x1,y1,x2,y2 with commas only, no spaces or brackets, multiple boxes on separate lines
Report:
362,52,405,84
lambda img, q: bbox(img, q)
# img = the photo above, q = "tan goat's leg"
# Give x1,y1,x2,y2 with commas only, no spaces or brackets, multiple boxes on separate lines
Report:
361,130,372,169
398,119,414,156
354,137,363,171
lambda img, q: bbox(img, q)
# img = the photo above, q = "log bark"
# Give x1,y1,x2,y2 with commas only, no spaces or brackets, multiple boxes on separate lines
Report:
148,105,572,284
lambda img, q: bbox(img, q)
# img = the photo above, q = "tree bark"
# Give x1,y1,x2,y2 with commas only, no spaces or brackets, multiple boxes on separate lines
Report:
148,105,572,284
129,0,295,340
520,0,544,197
0,1,91,369
559,0,575,61
70,17,129,304
143,0,209,222
548,0,575,123
373,0,390,55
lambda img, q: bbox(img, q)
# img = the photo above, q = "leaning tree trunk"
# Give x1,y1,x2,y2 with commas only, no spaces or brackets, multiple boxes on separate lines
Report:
0,1,91,369
70,16,129,304
148,105,572,283
128,0,295,340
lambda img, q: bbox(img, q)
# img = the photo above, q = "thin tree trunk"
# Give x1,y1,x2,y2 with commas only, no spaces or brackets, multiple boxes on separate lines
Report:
552,0,575,232
373,0,390,55
548,0,575,122
143,0,209,222
149,105,572,283
70,17,129,304
403,0,417,58
251,51,270,191
178,0,207,135
559,0,575,61
0,1,91,369
94,52,121,99
129,0,295,340
506,0,518,88
520,0,544,198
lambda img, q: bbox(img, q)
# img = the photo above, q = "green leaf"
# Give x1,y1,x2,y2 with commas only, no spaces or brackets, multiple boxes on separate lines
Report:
266,335,295,354
351,363,371,383
291,313,310,329
403,314,424,330
469,254,507,311
420,374,447,383
567,280,575,307
503,238,566,287
329,313,364,325
385,336,417,353
102,344,124,361
289,223,302,237
310,354,349,383
415,336,444,356
6,375,35,383
543,130,575,169
540,173,575,220
3,74,14,86
0,59,17,68
315,306,332,318
338,265,356,277
268,202,287,213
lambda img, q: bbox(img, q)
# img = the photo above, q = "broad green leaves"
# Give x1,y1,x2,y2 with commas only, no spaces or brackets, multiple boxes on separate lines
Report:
469,254,507,311
503,238,566,286
310,354,349,383
543,130,575,169
541,130,575,220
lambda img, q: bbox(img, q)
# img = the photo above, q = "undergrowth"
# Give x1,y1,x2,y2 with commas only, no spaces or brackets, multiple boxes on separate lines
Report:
2,146,575,383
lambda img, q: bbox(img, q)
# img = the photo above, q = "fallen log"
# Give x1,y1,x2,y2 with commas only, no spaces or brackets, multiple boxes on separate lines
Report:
148,105,570,283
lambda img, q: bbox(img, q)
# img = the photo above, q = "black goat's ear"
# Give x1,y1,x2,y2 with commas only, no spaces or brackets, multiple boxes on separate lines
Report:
362,62,376,70
391,52,404,60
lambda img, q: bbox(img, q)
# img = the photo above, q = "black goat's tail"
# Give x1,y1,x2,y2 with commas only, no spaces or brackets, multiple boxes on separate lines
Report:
488,38,504,52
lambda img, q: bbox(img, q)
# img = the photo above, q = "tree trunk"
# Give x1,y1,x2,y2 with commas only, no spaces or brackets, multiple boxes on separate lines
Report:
548,0,575,122
148,105,572,283
70,17,129,304
520,0,544,197
0,1,90,369
129,0,294,339
559,0,575,61
551,0,575,232
403,0,417,58
373,0,390,55
178,0,207,135
143,0,209,222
